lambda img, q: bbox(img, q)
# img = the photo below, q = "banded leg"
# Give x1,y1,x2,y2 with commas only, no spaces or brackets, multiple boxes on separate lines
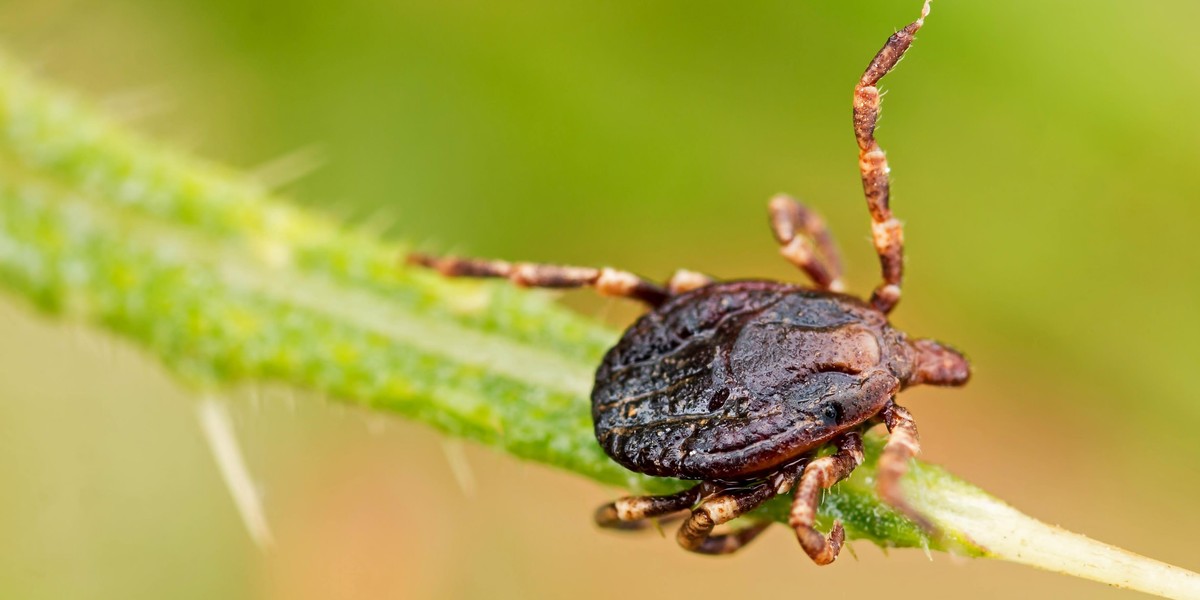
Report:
595,484,706,531
408,253,669,307
877,401,935,532
676,482,779,555
788,432,865,565
686,522,773,556
853,0,930,314
768,195,845,292
667,269,714,295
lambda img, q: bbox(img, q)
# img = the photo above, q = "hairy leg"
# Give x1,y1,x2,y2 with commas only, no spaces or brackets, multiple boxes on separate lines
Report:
408,253,669,307
676,483,779,555
878,401,935,532
768,195,845,292
594,484,707,531
788,432,864,565
853,0,931,313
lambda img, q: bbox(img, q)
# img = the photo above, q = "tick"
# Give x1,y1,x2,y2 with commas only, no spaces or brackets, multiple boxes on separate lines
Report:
409,0,968,565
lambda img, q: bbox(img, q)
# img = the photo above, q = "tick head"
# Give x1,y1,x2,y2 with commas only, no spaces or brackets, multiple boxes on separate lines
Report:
908,338,971,387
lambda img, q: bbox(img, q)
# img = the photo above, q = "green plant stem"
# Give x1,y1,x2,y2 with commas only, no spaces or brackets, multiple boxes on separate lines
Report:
0,54,1197,599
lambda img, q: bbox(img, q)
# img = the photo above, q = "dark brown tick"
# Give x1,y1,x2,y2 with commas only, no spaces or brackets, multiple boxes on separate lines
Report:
409,0,968,565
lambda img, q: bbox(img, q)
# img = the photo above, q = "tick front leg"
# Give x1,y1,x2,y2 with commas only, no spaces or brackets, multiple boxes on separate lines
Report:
877,401,935,532
789,432,864,565
676,482,778,555
853,0,930,314
768,195,845,292
408,253,669,307
595,484,706,531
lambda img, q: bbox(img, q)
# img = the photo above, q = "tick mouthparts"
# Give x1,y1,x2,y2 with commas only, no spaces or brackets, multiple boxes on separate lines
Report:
910,338,971,387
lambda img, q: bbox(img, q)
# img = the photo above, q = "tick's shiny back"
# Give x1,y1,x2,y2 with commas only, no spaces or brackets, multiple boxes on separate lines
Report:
591,281,911,480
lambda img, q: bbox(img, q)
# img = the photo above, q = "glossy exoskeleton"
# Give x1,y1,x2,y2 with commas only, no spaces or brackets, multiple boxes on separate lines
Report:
409,0,969,564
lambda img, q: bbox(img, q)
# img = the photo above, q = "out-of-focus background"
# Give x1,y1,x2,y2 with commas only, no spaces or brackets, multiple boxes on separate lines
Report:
1,0,1198,598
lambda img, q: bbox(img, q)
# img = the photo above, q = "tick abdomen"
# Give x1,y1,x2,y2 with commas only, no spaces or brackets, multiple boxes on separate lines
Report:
592,281,900,480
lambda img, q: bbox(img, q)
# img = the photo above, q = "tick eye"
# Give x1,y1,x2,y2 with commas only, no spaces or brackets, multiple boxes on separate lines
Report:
821,402,843,424
707,388,731,411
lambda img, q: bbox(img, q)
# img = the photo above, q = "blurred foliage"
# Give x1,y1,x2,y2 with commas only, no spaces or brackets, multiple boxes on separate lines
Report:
1,0,1198,598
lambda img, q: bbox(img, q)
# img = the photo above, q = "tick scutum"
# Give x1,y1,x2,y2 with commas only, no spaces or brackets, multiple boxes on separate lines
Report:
591,281,905,481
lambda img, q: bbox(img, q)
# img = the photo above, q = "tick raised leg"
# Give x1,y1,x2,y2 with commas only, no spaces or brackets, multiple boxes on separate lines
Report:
676,482,778,555
768,195,845,292
854,0,930,314
789,432,864,565
878,401,935,532
594,484,706,531
408,253,669,307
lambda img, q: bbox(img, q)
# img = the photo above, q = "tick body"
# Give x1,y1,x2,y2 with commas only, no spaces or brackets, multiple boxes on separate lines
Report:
595,282,926,482
409,0,969,565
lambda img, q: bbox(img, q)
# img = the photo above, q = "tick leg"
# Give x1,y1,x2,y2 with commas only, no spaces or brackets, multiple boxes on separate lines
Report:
878,401,935,532
685,522,773,556
768,195,845,292
407,253,669,307
676,482,778,555
789,432,864,565
595,484,706,531
666,269,714,295
854,0,930,314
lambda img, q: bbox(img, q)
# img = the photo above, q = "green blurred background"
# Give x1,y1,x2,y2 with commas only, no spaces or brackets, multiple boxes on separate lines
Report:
1,0,1197,598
